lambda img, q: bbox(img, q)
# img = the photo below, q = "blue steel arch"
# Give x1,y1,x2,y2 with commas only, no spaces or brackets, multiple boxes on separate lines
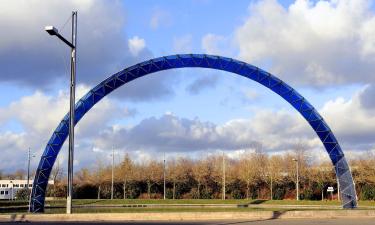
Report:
30,54,357,212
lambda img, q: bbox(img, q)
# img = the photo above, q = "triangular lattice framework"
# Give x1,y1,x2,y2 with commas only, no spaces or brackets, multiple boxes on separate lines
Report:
29,54,357,212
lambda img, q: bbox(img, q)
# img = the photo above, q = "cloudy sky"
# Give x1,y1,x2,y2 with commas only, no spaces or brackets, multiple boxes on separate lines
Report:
0,0,374,174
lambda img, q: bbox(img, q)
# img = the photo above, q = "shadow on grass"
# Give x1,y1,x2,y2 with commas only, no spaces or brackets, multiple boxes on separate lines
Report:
237,199,268,208
74,199,105,206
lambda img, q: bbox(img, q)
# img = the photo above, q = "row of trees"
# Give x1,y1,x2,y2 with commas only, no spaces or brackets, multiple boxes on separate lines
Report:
44,147,375,201
3,147,374,201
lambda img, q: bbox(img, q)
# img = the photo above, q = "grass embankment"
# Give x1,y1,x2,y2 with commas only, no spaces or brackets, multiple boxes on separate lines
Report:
3,199,375,207
1,199,374,214
48,199,375,206
45,207,291,214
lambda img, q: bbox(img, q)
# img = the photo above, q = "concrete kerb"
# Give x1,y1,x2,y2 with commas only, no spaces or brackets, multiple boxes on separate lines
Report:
1,210,375,222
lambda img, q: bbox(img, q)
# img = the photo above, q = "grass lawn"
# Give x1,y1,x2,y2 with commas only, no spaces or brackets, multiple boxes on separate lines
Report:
49,199,375,206
1,199,374,214
2,199,375,207
43,207,291,214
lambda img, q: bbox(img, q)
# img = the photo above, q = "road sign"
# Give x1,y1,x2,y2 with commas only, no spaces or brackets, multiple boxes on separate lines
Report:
327,187,334,192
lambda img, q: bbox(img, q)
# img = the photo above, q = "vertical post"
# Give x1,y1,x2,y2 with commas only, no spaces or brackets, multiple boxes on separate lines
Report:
292,158,299,201
111,147,114,200
66,11,77,215
337,178,340,201
270,174,273,200
296,160,299,201
222,151,226,200
163,152,166,200
27,148,31,195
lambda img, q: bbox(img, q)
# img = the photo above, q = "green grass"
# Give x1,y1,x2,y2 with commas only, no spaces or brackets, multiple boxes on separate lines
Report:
0,200,29,207
48,199,375,206
1,199,374,214
43,207,280,214
3,199,375,207
47,199,338,206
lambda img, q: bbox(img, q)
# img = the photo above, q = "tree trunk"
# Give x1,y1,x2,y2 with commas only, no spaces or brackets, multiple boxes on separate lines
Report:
123,179,127,199
246,182,250,200
197,182,200,199
270,178,273,200
147,181,151,199
173,181,176,200
321,189,324,201
97,185,101,199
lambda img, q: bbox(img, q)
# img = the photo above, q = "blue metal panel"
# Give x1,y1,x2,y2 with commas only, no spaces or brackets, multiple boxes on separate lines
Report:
30,54,357,212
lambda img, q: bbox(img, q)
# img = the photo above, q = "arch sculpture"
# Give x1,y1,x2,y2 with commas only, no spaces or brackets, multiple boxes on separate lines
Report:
30,54,357,212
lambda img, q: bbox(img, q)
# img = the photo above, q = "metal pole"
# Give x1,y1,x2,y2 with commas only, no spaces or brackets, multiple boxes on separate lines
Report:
296,160,299,201
111,147,114,200
163,152,166,200
67,11,77,214
27,148,30,190
222,152,226,200
270,174,273,200
337,177,340,201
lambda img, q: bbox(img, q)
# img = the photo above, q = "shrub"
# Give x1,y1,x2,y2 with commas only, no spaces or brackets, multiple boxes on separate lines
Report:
15,188,30,200
360,184,375,200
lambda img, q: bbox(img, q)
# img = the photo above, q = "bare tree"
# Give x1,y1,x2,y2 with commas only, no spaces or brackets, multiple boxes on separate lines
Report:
312,161,334,201
75,167,95,185
192,158,212,198
139,160,163,199
119,153,134,199
238,151,258,199
51,159,64,185
14,169,26,179
93,158,106,199
267,155,283,200
167,157,192,199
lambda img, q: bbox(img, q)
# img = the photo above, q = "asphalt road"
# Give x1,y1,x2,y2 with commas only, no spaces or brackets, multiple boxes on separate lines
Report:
1,219,375,225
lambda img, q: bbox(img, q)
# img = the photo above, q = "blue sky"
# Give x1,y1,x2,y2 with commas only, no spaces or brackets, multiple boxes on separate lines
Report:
0,0,374,173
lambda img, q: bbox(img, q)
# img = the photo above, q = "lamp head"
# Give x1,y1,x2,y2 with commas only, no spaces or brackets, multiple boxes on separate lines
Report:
45,26,58,35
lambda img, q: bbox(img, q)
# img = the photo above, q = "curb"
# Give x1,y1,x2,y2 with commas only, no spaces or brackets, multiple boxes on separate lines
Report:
1,210,375,222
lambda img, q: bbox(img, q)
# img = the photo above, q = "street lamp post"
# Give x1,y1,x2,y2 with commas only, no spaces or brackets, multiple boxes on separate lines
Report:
270,173,273,201
27,147,35,201
292,158,299,201
111,147,114,200
222,151,226,200
163,152,166,200
337,177,340,201
45,11,77,214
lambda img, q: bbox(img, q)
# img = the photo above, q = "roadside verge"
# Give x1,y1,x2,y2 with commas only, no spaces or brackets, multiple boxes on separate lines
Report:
1,210,375,222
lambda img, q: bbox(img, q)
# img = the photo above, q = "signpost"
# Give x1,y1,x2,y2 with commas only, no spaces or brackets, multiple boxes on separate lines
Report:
327,186,334,200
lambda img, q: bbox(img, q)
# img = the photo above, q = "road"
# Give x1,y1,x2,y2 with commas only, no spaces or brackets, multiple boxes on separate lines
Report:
1,219,375,225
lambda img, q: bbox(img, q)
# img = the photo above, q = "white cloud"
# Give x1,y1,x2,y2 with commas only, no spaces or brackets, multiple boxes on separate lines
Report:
1,84,374,172
150,7,172,30
241,88,259,101
186,74,218,95
173,35,193,53
320,85,375,149
0,0,147,87
128,36,146,56
94,110,313,154
0,85,131,172
235,0,375,86
201,33,234,56
91,84,375,163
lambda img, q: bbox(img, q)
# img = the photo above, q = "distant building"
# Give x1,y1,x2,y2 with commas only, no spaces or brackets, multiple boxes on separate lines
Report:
0,180,54,200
